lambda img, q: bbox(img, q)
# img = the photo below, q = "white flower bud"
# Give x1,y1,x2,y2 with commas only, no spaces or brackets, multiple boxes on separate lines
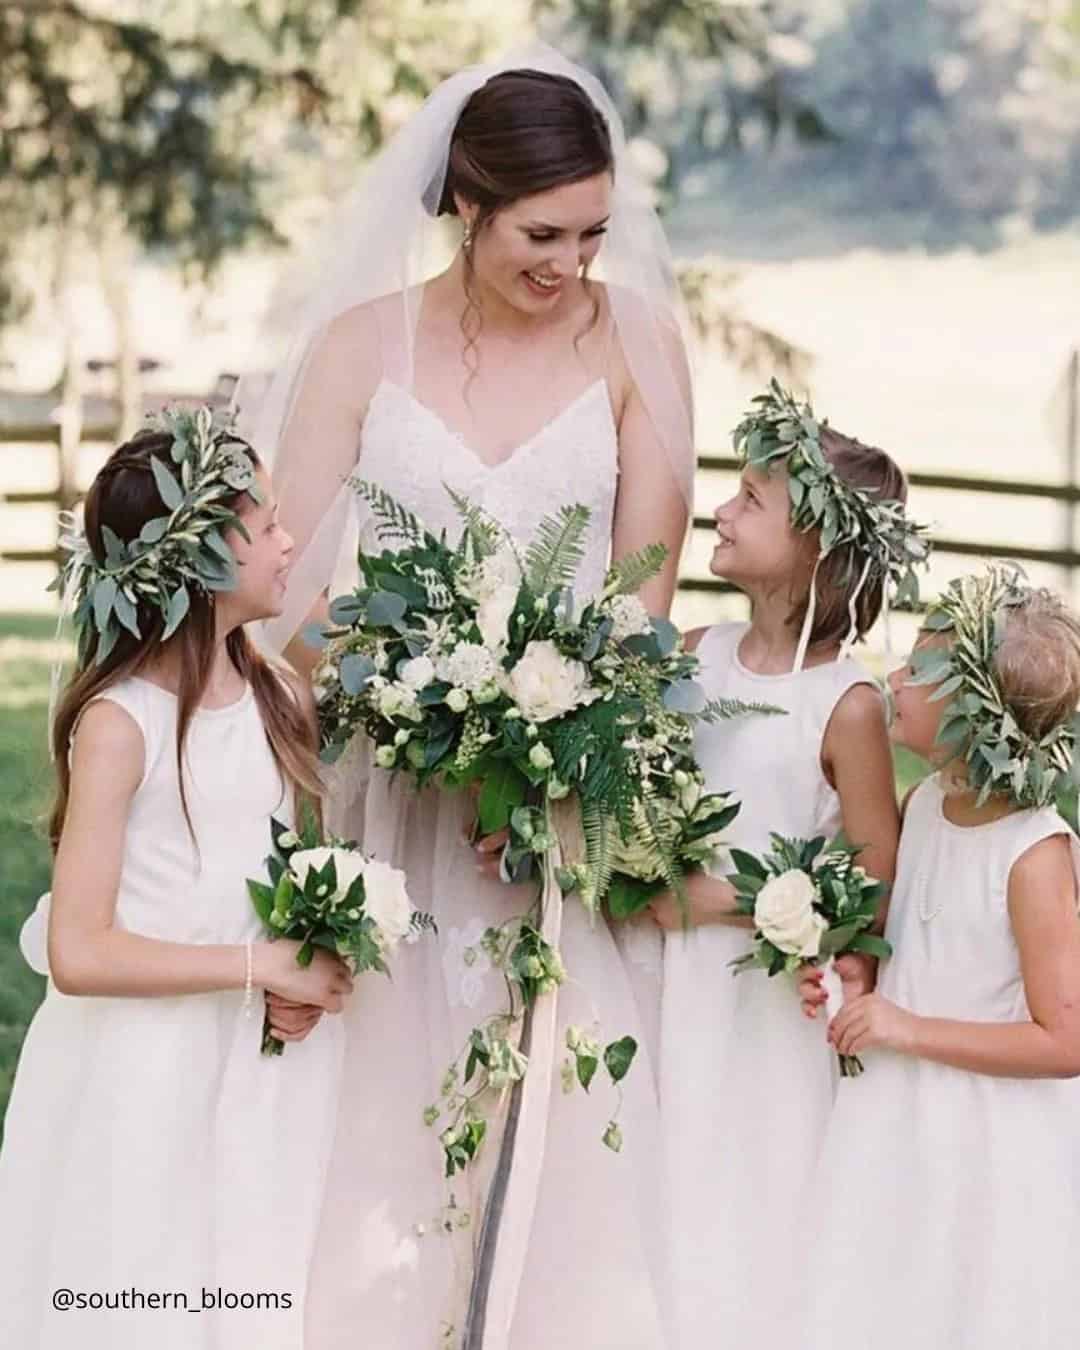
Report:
445,687,470,713
529,743,554,771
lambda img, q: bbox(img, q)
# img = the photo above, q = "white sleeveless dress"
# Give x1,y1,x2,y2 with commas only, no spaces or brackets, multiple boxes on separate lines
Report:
0,678,344,1350
796,774,1080,1350
659,621,879,1350
302,376,672,1350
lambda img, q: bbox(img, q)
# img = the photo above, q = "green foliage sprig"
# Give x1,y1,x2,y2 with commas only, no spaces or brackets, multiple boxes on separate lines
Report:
734,379,930,609
914,565,1080,809
52,405,261,665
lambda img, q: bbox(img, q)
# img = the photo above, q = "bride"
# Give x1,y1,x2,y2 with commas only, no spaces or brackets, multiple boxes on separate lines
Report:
241,44,694,1350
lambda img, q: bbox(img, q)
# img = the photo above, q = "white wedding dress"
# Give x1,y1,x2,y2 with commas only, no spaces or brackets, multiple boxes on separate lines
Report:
302,374,672,1349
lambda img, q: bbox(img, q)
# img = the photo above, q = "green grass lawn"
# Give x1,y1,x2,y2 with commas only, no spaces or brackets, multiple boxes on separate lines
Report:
0,613,54,1136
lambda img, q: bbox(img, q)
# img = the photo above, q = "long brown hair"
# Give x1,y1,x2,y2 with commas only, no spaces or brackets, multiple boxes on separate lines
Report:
788,426,910,650
436,68,614,377
49,429,322,850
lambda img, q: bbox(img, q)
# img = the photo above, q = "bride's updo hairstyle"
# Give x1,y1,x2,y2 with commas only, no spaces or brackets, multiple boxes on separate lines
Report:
436,69,613,220
435,69,615,365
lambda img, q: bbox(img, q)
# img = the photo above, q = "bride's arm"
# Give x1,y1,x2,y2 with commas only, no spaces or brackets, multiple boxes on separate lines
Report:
269,304,383,674
609,321,693,619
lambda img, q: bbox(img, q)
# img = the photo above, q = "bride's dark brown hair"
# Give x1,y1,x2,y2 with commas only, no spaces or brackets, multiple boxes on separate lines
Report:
49,429,322,851
436,68,614,377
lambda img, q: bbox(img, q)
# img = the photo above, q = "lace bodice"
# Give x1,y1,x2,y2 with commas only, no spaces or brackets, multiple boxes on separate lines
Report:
354,378,618,594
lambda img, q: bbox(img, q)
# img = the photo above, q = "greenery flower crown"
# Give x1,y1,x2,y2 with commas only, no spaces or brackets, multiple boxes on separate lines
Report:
51,404,261,665
913,565,1080,809
733,379,930,610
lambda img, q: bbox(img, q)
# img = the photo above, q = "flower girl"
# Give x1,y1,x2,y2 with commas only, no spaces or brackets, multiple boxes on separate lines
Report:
799,568,1080,1350
0,410,352,1350
653,383,925,1347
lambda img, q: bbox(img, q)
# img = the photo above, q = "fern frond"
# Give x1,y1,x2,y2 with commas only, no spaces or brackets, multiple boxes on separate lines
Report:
699,696,786,723
445,485,507,563
524,504,590,595
580,799,616,915
351,480,430,546
603,543,668,597
414,566,454,611
638,788,682,894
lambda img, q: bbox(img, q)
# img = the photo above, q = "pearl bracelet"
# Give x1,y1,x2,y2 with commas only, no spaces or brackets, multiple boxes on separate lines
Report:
242,939,255,1019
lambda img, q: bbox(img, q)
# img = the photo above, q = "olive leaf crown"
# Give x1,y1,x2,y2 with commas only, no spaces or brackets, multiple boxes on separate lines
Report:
51,404,261,664
733,379,930,609
913,565,1080,809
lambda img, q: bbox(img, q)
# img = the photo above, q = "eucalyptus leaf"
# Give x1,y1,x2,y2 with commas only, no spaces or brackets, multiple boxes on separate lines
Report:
339,653,377,696
150,456,184,511
93,576,118,634
161,587,190,641
112,587,141,639
366,590,409,628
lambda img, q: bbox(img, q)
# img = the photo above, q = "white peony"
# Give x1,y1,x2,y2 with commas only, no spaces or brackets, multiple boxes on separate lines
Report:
753,869,828,958
605,594,652,642
360,857,415,948
289,846,367,905
476,582,519,653
399,655,436,690
504,640,597,724
437,642,499,692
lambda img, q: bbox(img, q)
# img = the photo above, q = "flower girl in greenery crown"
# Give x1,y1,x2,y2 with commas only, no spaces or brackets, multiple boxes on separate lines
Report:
0,409,353,1349
795,567,1080,1350
651,382,925,1348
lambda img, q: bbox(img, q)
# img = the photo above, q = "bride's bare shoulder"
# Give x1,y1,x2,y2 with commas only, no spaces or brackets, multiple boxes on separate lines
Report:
320,292,398,356
307,290,417,415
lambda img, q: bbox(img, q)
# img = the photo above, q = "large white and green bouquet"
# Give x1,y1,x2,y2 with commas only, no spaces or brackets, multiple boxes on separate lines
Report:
247,813,432,1055
728,834,890,1077
310,484,767,1171
314,483,757,917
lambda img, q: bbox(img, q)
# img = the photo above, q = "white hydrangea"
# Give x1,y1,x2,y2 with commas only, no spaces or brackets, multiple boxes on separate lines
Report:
604,594,652,642
436,642,500,693
399,655,436,690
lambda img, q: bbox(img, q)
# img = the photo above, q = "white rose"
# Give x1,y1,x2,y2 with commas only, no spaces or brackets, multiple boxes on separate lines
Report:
289,846,367,905
476,582,519,652
399,655,436,690
505,640,596,724
446,687,470,713
374,744,398,769
753,869,828,958
376,682,421,722
360,858,415,948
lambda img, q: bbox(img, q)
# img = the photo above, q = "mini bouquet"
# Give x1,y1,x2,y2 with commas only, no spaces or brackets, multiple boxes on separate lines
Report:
247,814,433,1055
728,835,891,1077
